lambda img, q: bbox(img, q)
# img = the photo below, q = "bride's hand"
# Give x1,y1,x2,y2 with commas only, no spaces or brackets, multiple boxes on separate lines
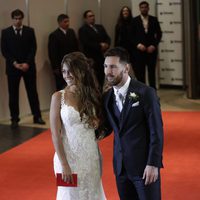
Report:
61,163,74,183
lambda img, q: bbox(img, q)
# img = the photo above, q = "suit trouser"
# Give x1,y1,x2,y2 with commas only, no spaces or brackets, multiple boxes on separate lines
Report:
134,51,157,89
115,165,161,200
7,72,41,122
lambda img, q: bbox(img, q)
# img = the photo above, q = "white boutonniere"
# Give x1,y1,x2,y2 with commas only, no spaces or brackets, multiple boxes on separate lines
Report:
129,92,139,102
129,92,140,107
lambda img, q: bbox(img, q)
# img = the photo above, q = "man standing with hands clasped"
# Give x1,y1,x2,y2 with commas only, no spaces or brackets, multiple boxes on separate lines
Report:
1,9,45,129
132,1,162,89
103,47,163,200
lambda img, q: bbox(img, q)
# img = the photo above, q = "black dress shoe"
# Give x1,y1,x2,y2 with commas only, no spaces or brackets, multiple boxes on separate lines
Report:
11,121,19,129
33,117,46,125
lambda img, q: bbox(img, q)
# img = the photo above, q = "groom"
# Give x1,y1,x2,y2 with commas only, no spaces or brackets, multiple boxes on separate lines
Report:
103,47,163,200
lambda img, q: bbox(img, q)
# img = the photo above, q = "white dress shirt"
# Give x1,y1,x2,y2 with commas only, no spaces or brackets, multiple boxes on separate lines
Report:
113,76,131,112
140,15,149,33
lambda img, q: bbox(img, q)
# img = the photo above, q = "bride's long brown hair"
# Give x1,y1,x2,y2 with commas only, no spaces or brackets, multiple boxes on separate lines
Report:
61,52,103,128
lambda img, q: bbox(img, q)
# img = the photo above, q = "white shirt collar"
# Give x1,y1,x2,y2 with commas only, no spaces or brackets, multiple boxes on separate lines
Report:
113,76,131,97
140,15,149,20
59,27,67,34
13,25,23,31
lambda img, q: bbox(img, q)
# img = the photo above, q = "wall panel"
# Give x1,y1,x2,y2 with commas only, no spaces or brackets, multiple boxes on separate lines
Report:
29,0,66,111
67,0,99,33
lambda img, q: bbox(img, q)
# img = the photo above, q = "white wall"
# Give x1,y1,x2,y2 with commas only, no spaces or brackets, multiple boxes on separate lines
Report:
0,0,133,121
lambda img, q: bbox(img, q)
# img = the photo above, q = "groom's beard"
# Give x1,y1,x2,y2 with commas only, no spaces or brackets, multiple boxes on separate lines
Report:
105,71,123,87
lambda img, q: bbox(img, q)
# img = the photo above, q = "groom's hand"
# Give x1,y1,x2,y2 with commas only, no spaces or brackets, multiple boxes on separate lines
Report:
142,165,158,185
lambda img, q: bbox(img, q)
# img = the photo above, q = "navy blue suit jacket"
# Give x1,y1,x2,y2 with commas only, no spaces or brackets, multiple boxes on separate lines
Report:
103,79,163,177
1,25,36,76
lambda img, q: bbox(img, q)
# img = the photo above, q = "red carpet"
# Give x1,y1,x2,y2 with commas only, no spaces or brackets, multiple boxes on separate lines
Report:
160,112,200,200
0,131,56,200
0,112,200,200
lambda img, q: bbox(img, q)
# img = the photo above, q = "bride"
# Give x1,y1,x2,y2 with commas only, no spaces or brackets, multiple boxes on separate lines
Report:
49,52,106,200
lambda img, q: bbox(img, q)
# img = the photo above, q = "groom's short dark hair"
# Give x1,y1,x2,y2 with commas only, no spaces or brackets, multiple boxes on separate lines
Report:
104,47,130,64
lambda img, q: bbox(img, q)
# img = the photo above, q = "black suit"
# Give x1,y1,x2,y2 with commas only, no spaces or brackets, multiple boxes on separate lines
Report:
1,25,42,122
79,24,111,87
48,28,79,90
132,15,162,89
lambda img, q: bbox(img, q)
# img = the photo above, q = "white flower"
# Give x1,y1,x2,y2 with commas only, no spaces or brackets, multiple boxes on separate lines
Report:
129,92,139,102
129,92,137,98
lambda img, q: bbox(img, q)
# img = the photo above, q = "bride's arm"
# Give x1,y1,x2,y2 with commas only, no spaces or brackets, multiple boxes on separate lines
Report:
50,92,73,183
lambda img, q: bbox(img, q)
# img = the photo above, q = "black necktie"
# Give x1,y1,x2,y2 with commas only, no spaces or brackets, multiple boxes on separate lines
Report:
16,28,21,37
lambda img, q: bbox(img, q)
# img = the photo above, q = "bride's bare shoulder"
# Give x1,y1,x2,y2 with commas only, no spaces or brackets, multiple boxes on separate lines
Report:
51,90,63,101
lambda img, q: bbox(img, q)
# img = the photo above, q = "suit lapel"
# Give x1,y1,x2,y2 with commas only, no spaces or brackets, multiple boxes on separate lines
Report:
137,16,146,33
10,26,16,37
21,26,24,37
105,89,120,131
105,80,140,132
120,79,139,130
148,16,152,30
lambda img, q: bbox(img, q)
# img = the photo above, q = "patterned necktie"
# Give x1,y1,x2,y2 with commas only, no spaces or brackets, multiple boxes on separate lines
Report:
115,91,124,112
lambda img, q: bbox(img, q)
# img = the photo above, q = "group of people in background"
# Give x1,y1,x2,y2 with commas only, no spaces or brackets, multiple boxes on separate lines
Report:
48,9,111,91
1,1,164,200
48,1,162,91
115,3,162,90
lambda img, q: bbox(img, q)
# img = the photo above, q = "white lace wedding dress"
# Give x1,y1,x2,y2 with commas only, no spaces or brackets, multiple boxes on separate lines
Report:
53,90,106,200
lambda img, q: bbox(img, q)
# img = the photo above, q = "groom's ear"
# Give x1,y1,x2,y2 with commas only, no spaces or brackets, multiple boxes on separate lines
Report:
123,63,130,74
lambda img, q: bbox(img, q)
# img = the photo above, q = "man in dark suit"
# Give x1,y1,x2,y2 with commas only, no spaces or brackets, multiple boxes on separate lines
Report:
48,14,79,91
1,9,45,129
79,10,111,89
132,1,162,89
103,47,163,200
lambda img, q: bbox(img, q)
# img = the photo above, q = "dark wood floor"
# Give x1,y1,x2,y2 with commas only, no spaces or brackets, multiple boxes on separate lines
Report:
0,124,47,154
